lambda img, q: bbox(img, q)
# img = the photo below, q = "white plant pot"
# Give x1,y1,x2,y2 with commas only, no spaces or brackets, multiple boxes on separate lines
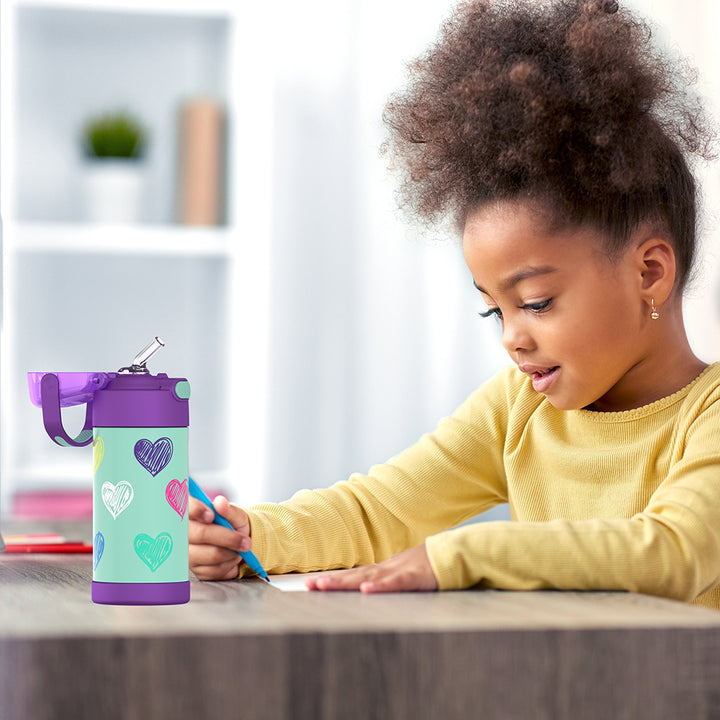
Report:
82,159,146,224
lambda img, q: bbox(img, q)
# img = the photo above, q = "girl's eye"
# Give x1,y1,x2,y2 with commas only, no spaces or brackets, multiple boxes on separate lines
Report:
478,299,551,321
479,307,503,320
522,299,552,313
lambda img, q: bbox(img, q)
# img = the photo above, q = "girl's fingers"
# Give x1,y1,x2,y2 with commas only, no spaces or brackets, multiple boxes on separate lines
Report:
306,544,438,593
189,495,252,552
189,495,251,535
189,541,238,566
188,496,214,523
307,565,407,593
189,517,247,552
188,496,255,582
306,566,377,591
190,555,241,581
189,540,243,580
212,496,252,536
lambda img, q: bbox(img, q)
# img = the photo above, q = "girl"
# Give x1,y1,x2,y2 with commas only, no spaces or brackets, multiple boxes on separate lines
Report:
190,0,720,608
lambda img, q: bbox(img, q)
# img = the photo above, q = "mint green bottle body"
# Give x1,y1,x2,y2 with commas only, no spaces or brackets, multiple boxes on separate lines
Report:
93,427,189,588
90,372,191,605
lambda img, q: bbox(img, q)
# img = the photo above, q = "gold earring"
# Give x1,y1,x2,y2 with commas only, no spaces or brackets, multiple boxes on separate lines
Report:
650,298,660,320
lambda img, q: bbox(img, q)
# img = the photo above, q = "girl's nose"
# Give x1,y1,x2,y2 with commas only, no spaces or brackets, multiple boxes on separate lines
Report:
501,317,535,355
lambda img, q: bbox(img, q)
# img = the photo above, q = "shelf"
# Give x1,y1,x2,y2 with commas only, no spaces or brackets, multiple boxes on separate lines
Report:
1,0,273,516
5,3,232,226
13,0,240,15
4,221,239,257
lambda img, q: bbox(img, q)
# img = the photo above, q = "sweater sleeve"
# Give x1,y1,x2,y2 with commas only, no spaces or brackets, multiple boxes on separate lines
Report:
240,368,519,576
426,391,720,603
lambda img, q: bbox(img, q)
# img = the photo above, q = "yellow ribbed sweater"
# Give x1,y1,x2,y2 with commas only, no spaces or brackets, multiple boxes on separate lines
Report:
244,363,720,609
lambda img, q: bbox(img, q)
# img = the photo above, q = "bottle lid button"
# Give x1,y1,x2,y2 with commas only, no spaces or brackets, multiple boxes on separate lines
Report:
173,380,191,400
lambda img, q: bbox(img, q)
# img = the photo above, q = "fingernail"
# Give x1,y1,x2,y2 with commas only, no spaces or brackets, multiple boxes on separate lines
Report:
240,537,251,551
203,509,214,522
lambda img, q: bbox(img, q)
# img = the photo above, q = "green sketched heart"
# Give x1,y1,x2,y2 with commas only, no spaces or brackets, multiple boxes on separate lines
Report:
134,532,173,572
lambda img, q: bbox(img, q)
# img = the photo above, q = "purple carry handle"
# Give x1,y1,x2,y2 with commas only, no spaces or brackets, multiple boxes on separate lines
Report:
40,373,94,447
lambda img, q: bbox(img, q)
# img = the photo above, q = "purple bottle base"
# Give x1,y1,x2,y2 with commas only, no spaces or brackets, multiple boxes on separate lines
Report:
92,581,190,605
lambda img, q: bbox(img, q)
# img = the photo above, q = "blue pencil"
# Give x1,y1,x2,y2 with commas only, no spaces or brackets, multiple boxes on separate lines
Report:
188,477,270,583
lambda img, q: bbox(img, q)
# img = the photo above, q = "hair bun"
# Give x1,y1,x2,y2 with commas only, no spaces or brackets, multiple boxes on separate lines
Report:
382,0,715,265
588,0,619,13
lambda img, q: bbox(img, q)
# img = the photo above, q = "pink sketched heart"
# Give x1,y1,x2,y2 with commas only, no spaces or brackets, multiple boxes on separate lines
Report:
165,478,189,520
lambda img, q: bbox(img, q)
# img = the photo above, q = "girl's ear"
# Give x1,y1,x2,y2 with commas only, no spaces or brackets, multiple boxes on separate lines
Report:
635,237,676,305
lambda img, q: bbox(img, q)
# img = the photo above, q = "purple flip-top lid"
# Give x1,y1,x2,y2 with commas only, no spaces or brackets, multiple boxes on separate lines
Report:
92,373,190,428
28,371,109,408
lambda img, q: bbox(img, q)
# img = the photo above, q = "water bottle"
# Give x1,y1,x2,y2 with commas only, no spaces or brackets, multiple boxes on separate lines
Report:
28,338,191,605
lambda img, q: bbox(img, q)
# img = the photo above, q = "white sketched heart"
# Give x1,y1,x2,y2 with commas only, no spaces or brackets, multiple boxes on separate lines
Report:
102,480,134,519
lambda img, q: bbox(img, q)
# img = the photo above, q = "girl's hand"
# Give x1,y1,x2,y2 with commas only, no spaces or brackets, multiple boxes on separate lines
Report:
189,495,251,581
305,544,438,593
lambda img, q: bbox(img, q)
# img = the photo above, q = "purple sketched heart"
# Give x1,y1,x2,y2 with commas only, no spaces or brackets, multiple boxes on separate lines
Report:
134,437,173,476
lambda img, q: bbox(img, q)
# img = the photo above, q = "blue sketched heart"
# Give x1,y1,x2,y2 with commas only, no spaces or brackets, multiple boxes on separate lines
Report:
93,531,105,570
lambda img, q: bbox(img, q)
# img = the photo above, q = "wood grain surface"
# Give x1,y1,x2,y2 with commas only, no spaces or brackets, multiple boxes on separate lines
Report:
2,550,720,719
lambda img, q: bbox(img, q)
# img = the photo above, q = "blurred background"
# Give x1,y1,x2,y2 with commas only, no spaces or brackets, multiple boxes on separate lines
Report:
1,0,718,521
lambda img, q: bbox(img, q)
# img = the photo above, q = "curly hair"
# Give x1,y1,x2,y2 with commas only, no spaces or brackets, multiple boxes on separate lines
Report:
382,0,716,289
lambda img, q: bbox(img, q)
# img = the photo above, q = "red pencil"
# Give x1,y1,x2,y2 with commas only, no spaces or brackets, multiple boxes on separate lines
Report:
4,542,93,554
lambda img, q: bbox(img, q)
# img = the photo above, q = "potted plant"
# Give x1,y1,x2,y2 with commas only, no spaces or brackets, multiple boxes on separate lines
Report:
81,112,148,224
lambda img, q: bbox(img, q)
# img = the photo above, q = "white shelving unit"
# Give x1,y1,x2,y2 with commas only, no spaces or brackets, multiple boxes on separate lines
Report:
1,0,276,513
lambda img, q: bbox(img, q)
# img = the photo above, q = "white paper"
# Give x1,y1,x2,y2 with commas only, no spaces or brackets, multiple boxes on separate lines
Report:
268,574,312,592
268,570,346,592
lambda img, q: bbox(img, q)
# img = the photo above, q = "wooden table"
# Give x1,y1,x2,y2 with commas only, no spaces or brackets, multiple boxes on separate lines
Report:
2,552,720,720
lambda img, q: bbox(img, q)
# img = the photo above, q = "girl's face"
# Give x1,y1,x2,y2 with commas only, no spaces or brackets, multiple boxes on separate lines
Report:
463,200,653,411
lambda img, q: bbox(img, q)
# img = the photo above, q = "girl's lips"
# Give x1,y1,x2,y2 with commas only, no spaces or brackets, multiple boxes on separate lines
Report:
525,366,560,393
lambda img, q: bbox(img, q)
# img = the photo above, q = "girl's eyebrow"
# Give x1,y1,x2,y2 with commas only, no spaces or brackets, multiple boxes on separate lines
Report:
473,266,557,295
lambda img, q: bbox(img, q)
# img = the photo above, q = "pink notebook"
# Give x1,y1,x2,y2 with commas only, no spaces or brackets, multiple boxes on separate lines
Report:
11,490,92,519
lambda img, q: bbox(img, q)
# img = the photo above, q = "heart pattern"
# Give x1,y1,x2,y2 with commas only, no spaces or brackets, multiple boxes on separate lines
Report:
134,532,173,572
93,532,104,570
134,437,173,477
102,480,134,519
93,436,105,474
165,478,189,519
